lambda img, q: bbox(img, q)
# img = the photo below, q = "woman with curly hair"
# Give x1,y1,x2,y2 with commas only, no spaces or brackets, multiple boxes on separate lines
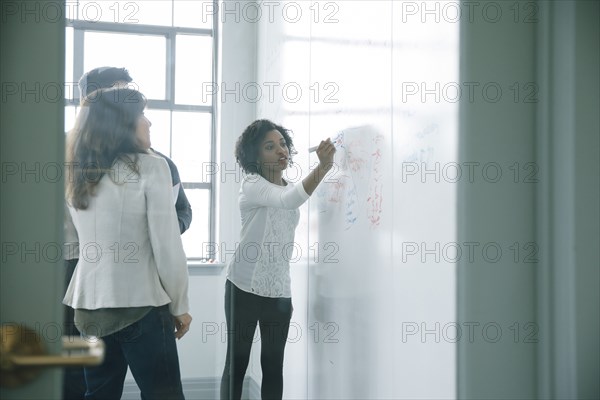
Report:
64,87,191,399
221,119,335,399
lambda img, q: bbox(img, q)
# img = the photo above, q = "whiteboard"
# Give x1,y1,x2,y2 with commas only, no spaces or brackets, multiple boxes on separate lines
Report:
255,1,458,398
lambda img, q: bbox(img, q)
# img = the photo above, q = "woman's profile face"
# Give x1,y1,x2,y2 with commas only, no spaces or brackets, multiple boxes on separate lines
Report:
135,112,152,150
257,129,289,174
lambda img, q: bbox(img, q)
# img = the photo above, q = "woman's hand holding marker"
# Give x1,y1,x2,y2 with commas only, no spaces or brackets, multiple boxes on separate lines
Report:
316,138,336,173
301,137,337,195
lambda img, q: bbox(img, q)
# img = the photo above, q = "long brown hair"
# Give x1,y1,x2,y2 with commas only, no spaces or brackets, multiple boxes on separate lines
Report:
66,87,147,209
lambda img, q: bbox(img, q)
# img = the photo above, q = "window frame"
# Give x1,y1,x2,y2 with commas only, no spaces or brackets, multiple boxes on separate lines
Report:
65,3,219,261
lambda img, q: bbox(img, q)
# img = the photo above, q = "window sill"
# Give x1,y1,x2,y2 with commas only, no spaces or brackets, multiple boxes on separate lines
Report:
187,260,225,276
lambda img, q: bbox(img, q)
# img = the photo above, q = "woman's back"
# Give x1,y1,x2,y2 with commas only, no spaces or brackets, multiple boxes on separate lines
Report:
64,153,189,314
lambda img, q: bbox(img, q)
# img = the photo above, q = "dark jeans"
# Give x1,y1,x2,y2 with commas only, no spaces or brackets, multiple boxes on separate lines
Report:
83,305,184,400
63,258,86,400
221,280,293,400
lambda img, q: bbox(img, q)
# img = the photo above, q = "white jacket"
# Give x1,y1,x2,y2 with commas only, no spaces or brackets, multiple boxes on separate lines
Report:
63,153,189,316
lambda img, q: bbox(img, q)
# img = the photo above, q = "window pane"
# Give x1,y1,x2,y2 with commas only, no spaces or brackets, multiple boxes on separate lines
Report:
76,0,172,26
174,0,213,29
64,105,78,133
175,35,213,106
180,189,210,258
171,112,212,182
145,109,171,156
84,32,166,100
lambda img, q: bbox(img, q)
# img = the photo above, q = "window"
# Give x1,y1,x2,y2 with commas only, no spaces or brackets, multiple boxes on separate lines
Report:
65,1,218,260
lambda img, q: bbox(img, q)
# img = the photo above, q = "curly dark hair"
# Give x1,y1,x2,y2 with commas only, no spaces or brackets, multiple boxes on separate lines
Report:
235,119,297,174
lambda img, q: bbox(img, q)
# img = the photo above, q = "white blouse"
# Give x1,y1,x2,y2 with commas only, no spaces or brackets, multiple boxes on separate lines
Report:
227,173,310,298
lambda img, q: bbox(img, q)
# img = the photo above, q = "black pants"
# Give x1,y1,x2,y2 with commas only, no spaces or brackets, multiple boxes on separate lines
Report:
63,258,87,400
221,280,292,400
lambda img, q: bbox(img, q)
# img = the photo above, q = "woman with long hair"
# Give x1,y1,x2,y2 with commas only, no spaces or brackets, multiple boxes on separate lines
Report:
64,87,191,399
